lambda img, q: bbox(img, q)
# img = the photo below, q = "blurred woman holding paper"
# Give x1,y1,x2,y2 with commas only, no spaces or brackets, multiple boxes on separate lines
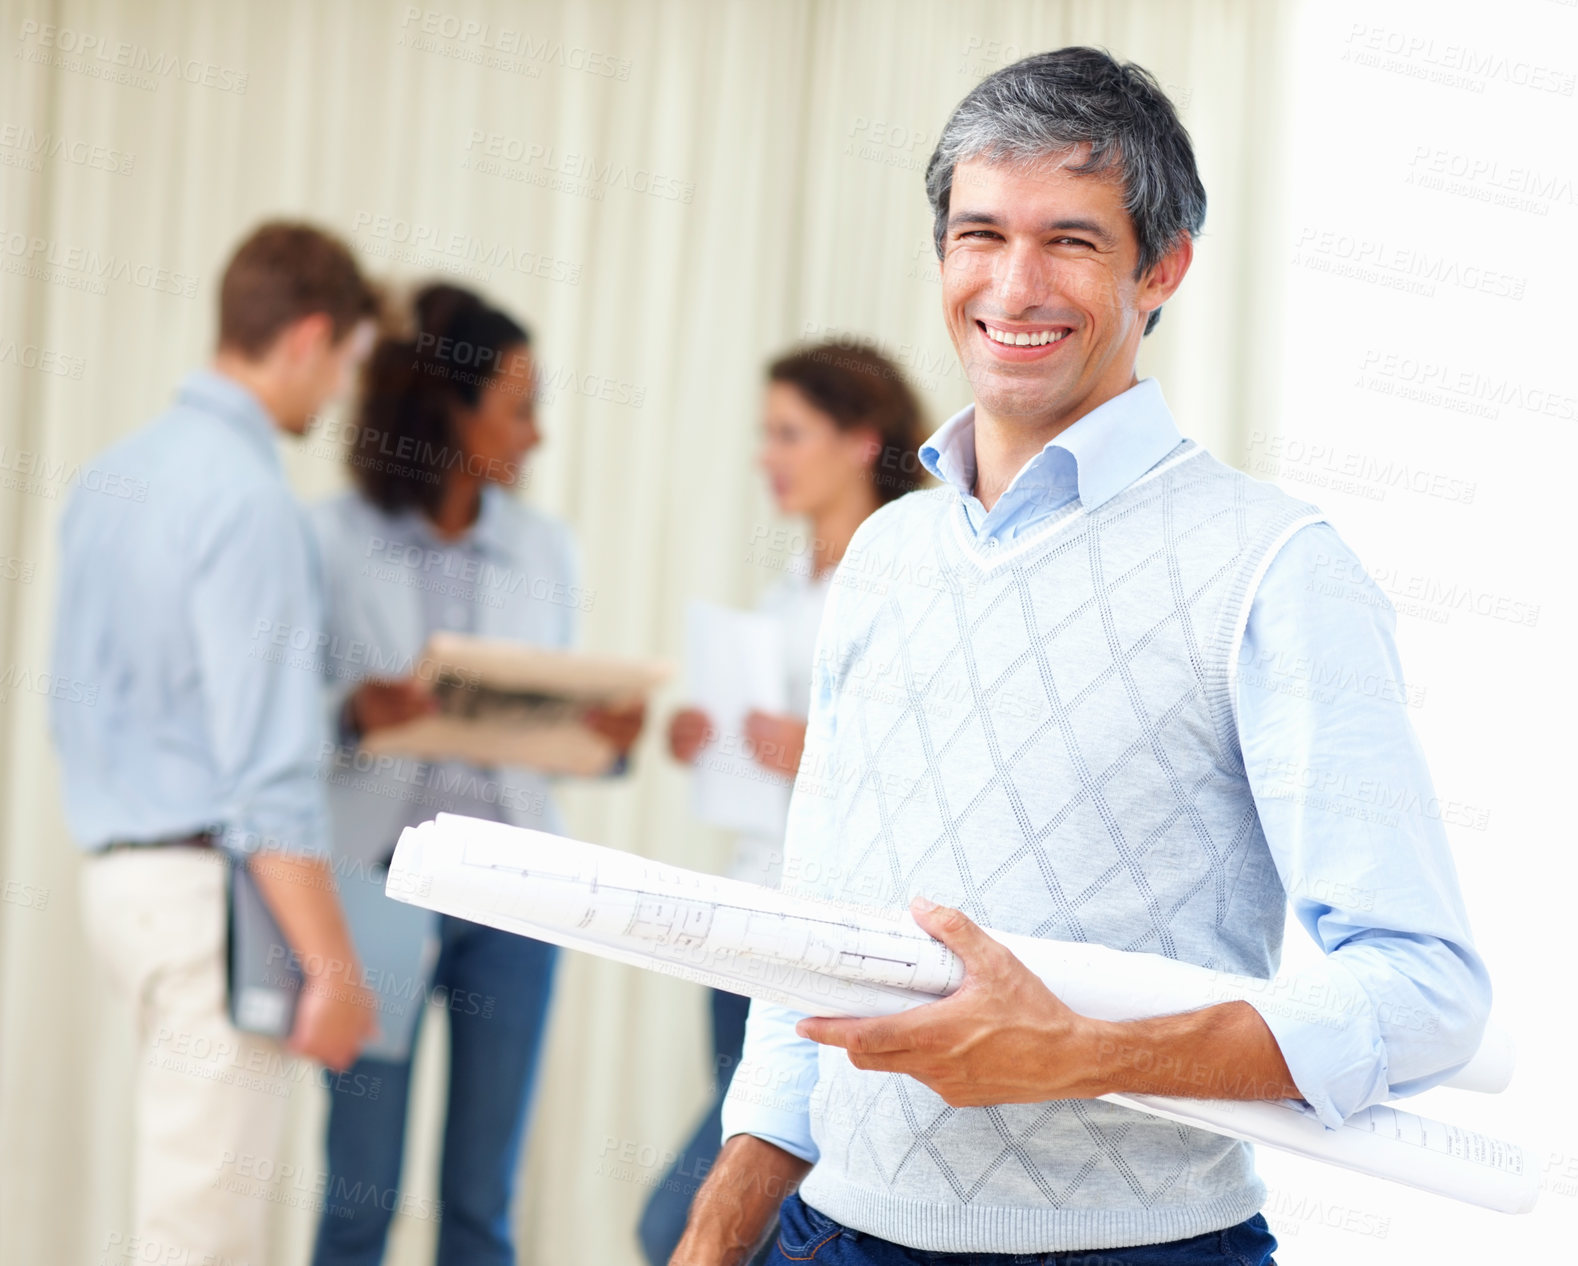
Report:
642,341,924,1265
309,283,643,1266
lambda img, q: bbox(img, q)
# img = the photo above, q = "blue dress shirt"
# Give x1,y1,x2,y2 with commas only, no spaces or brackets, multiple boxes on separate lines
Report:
723,377,1491,1158
50,370,330,858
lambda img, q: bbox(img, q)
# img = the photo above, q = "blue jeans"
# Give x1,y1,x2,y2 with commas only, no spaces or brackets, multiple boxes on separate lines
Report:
637,989,753,1266
311,916,559,1266
768,1193,1278,1265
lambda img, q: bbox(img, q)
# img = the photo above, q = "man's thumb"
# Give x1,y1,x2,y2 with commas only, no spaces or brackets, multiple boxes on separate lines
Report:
910,895,994,968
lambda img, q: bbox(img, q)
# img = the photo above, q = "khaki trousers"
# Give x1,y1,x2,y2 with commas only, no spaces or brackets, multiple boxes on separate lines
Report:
81,847,299,1266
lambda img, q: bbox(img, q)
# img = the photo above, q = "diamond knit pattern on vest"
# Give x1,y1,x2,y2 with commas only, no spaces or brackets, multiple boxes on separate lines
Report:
791,441,1325,1253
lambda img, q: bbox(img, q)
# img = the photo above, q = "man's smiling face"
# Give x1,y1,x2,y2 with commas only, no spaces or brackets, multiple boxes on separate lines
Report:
940,151,1189,433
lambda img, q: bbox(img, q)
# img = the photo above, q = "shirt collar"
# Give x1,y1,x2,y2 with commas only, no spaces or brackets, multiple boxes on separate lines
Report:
919,377,1183,514
397,484,515,559
176,369,283,473
469,485,516,557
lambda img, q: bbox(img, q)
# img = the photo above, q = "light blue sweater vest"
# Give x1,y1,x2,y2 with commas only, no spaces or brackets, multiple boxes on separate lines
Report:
788,440,1324,1252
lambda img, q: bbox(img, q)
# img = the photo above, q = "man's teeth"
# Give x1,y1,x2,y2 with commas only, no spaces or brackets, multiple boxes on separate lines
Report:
984,325,1070,347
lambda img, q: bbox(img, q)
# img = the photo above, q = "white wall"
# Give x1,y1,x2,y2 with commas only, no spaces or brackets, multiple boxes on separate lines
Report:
1246,0,1578,1259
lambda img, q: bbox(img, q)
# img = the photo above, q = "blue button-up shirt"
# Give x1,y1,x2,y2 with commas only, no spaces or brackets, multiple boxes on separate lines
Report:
362,500,515,826
50,369,330,858
724,377,1490,1155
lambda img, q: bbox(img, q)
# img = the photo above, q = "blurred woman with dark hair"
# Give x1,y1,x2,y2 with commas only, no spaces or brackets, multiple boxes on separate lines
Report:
310,283,643,1266
639,339,926,1265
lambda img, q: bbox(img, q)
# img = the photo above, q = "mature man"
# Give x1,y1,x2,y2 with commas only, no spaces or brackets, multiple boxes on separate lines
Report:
51,222,380,1266
675,48,1489,1266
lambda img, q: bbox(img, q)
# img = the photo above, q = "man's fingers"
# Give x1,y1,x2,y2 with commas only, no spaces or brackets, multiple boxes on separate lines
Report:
794,1028,952,1081
796,1016,858,1049
797,1015,911,1053
909,896,1003,973
846,1050,921,1074
797,1008,947,1055
798,1021,909,1071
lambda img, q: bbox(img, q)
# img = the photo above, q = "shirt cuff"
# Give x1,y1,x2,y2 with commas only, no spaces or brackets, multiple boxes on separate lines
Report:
719,1100,819,1165
1243,952,1391,1128
220,812,330,861
720,1002,821,1164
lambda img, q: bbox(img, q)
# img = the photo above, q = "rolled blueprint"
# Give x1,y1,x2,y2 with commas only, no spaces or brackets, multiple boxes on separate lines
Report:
386,813,1536,1213
387,814,952,1016
390,813,1512,1090
1103,1093,1536,1215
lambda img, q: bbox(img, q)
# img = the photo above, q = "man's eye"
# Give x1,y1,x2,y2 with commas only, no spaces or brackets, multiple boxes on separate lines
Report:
1054,237,1094,248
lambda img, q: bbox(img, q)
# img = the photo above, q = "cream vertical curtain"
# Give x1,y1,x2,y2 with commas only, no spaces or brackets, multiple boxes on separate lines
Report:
0,2,1289,1262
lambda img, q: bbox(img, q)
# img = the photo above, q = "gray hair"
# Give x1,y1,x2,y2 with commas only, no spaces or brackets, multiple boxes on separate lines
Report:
924,47,1207,336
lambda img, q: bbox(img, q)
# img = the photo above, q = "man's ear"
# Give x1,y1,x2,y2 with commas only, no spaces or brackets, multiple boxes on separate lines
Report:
282,311,335,363
1137,234,1194,323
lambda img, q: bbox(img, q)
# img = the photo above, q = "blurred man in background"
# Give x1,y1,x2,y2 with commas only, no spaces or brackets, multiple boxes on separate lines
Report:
50,222,380,1266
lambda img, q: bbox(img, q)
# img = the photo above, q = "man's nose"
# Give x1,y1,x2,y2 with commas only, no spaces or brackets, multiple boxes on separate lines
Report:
992,241,1050,315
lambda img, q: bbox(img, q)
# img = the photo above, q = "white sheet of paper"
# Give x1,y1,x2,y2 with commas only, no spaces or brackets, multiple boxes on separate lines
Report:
685,600,792,836
359,632,673,775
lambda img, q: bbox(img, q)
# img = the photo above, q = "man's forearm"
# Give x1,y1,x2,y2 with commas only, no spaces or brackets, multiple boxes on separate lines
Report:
799,904,1306,1111
671,1134,810,1266
247,852,359,982
1085,1000,1300,1101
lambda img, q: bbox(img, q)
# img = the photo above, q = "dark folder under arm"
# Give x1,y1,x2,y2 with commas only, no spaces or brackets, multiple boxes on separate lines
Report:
226,854,439,1061
225,856,302,1038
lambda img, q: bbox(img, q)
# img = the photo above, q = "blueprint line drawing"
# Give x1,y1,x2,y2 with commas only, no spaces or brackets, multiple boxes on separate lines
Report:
386,812,1536,1213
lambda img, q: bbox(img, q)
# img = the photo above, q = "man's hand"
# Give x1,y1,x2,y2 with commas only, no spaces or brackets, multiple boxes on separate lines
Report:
797,897,1107,1105
668,707,715,764
743,711,807,777
670,1134,808,1266
797,898,1302,1107
288,967,379,1073
583,699,647,756
348,676,437,735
